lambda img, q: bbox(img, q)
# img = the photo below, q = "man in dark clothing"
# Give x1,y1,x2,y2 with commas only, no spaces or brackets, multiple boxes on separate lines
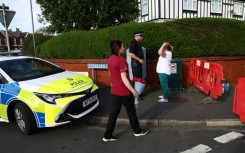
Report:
129,32,144,79
129,32,146,107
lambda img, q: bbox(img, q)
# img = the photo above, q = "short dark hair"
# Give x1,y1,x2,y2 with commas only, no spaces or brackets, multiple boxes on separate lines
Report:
110,40,122,55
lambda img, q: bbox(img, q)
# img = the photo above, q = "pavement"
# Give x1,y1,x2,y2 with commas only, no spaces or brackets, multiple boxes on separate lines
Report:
85,85,245,127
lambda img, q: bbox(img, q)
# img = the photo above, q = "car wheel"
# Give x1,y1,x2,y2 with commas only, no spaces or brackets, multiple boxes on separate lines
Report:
14,103,37,135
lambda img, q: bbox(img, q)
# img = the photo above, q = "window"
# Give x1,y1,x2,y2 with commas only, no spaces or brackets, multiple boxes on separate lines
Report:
14,38,17,46
141,0,148,15
4,38,7,45
0,38,2,45
20,38,23,46
183,0,197,11
234,2,243,15
0,58,65,81
211,0,222,13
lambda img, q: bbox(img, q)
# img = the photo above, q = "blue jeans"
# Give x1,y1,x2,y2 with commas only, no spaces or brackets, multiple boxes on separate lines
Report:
158,73,170,100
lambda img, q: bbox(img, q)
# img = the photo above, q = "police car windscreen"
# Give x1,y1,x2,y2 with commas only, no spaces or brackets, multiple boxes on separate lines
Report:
0,58,65,81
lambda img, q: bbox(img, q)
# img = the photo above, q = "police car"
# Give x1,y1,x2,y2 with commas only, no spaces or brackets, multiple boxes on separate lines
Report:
0,53,99,134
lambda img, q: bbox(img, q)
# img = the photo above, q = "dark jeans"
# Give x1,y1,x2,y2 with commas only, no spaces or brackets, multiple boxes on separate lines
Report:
104,94,141,138
131,60,142,78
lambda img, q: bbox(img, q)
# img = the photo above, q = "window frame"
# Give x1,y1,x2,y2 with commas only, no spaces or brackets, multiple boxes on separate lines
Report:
234,2,244,16
141,0,149,16
211,0,222,14
183,0,197,11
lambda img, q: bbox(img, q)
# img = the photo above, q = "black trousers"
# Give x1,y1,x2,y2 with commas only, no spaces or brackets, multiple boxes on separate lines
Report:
104,94,141,138
131,60,142,78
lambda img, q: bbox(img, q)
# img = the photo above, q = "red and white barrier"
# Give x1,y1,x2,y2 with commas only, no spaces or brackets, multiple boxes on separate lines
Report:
189,58,226,99
233,77,245,123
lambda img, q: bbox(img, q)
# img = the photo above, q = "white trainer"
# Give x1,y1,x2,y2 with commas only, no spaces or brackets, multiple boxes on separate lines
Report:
158,95,164,99
158,99,168,102
134,129,148,137
102,136,117,142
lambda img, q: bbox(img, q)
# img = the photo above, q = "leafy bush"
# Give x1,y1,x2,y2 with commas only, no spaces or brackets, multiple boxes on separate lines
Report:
39,18,245,58
23,34,52,56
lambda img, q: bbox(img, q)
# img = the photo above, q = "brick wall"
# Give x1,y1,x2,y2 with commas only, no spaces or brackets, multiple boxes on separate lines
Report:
45,56,245,87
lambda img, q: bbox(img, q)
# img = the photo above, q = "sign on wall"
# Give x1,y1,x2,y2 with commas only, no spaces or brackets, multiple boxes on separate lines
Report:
87,64,108,69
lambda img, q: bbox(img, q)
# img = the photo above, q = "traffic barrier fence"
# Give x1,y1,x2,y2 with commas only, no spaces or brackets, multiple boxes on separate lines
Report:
233,77,245,123
189,58,226,99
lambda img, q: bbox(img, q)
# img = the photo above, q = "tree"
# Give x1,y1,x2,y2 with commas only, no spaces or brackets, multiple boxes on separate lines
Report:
23,33,52,56
36,0,139,33
96,0,139,28
35,27,54,36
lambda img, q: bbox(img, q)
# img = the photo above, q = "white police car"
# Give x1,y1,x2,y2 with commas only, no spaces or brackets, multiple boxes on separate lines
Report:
0,53,99,134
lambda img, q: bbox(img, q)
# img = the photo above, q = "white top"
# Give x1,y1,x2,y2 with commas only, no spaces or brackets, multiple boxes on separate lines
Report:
156,51,172,75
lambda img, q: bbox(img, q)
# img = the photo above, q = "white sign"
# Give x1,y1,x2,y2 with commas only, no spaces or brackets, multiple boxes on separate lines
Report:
171,63,177,74
87,64,108,69
196,60,201,66
204,62,210,69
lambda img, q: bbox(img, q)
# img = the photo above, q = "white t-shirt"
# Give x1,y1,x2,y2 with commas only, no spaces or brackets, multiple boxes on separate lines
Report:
156,51,172,75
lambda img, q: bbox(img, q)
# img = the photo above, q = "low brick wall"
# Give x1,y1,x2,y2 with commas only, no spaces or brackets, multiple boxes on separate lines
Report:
45,56,245,88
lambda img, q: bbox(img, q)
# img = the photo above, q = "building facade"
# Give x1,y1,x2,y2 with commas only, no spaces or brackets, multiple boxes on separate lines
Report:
138,0,245,22
0,28,27,51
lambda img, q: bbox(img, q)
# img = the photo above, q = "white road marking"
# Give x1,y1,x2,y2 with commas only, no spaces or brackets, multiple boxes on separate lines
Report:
213,131,244,144
180,144,212,153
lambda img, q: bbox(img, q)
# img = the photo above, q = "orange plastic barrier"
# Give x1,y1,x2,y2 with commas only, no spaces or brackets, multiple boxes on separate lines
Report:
233,77,245,123
189,58,225,99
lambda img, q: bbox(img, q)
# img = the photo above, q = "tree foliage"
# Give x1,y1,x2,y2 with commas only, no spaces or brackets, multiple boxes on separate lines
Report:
36,0,139,33
23,33,52,56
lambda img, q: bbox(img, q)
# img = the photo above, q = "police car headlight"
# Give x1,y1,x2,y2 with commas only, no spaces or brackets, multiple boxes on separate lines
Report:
34,93,62,104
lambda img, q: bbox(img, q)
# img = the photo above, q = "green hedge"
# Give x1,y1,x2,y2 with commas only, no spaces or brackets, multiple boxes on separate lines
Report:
39,18,245,59
165,18,245,57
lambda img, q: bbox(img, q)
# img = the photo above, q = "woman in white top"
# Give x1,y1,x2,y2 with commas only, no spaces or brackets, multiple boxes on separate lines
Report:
156,42,173,102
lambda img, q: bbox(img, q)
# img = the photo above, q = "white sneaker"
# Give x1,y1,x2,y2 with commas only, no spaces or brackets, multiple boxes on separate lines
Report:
158,99,168,102
102,136,117,142
134,129,148,137
158,95,164,99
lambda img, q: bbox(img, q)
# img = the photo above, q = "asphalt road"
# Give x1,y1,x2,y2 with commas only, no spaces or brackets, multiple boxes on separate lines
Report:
1,120,245,153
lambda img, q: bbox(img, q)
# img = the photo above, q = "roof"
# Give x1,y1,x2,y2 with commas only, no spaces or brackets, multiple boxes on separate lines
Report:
0,30,7,37
0,30,27,38
0,30,15,38
11,31,22,37
22,32,29,37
